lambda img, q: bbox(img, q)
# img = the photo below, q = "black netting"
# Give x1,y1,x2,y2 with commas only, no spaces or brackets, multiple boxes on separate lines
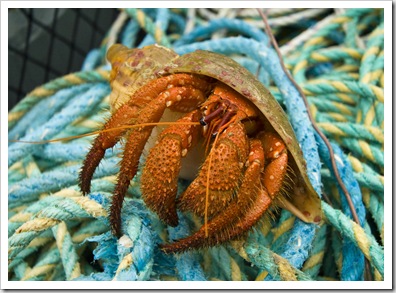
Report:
8,8,119,111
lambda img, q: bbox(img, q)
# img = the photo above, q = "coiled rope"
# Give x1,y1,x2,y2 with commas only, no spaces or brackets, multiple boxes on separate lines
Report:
8,8,384,282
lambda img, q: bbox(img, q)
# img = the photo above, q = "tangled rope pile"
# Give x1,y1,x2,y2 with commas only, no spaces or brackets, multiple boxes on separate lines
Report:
8,8,384,282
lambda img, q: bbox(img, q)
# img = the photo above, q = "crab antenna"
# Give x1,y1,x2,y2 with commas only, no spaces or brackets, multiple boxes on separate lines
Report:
10,122,201,144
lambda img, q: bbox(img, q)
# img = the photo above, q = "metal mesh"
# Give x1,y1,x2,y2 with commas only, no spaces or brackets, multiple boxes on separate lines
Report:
8,8,119,111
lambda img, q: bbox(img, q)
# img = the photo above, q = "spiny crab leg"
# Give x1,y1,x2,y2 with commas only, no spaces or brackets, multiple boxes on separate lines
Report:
109,81,209,236
79,104,139,195
161,139,271,253
161,131,290,253
79,73,210,195
140,110,201,227
177,121,249,219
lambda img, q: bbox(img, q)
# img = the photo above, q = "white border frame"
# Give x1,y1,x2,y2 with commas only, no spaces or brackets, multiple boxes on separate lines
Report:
2,1,392,290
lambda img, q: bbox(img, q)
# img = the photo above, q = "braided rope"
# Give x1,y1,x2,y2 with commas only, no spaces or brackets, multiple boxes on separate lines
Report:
166,213,207,281
8,8,385,282
242,238,313,281
52,222,82,280
20,245,63,281
123,8,171,47
8,70,109,130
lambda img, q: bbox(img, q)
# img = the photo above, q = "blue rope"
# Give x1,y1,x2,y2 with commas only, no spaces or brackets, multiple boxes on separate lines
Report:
81,49,102,71
8,84,92,141
121,19,140,48
9,83,110,166
167,213,207,281
9,157,120,209
173,18,268,46
316,136,366,280
139,8,171,47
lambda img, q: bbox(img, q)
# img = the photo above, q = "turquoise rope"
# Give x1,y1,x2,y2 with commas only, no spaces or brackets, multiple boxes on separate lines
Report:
9,70,108,126
74,232,118,281
138,8,170,47
321,169,383,194
8,157,119,209
81,49,102,71
115,214,155,281
8,84,92,141
168,11,186,35
52,222,81,280
318,122,383,143
174,18,268,46
301,224,328,279
245,241,313,281
124,8,171,47
317,137,366,280
341,137,384,167
8,229,53,271
167,213,207,281
121,19,140,48
8,83,110,166
322,202,384,277
268,211,294,252
307,97,357,117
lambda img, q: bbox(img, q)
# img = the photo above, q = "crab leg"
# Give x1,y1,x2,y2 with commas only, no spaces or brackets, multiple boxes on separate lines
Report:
79,104,139,195
79,73,210,195
161,139,271,253
161,132,289,253
141,110,201,227
258,132,288,198
177,121,249,218
110,85,207,236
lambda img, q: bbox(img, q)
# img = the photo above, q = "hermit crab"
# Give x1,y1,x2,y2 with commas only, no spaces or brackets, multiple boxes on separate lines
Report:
79,44,322,254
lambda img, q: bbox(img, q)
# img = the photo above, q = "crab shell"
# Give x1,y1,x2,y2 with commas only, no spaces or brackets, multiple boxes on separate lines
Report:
107,44,322,224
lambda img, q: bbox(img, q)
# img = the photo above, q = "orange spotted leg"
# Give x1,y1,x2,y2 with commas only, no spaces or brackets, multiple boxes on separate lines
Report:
177,121,249,218
160,139,271,253
140,110,201,227
110,85,207,236
258,132,288,198
79,73,211,195
79,104,139,195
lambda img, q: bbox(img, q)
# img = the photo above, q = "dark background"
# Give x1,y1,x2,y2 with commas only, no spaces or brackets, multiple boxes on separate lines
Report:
8,8,119,111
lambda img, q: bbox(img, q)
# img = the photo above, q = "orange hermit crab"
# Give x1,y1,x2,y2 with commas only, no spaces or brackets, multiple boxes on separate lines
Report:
79,44,322,254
